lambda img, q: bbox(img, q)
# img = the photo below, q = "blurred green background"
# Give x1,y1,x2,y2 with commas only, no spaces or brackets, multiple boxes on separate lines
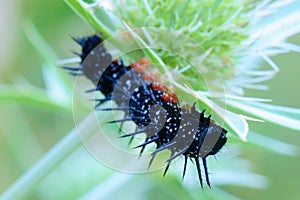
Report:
0,1,299,199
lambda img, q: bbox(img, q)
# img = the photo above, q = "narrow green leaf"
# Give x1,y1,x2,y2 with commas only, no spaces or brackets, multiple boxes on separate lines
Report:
224,111,249,141
23,22,72,103
199,91,272,102
226,100,300,132
42,65,71,105
248,131,298,156
0,85,71,112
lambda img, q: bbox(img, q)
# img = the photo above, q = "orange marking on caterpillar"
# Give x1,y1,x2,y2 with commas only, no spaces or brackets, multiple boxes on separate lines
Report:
131,57,151,73
151,83,178,103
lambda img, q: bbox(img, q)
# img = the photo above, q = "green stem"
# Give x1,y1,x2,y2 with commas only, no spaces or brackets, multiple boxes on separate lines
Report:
1,113,98,200
79,172,135,200
64,0,115,39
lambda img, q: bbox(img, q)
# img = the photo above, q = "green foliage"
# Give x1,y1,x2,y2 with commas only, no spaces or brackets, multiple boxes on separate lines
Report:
1,0,300,199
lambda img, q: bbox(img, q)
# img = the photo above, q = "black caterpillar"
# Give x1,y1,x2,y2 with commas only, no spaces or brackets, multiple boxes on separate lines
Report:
65,34,228,188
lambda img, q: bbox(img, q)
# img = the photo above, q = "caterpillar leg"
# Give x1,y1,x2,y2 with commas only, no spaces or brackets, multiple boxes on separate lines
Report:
182,155,188,181
202,158,211,188
138,137,149,158
195,157,203,188
147,153,156,170
163,161,171,177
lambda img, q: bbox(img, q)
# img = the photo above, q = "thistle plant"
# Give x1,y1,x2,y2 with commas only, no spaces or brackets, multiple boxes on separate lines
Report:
1,0,300,199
